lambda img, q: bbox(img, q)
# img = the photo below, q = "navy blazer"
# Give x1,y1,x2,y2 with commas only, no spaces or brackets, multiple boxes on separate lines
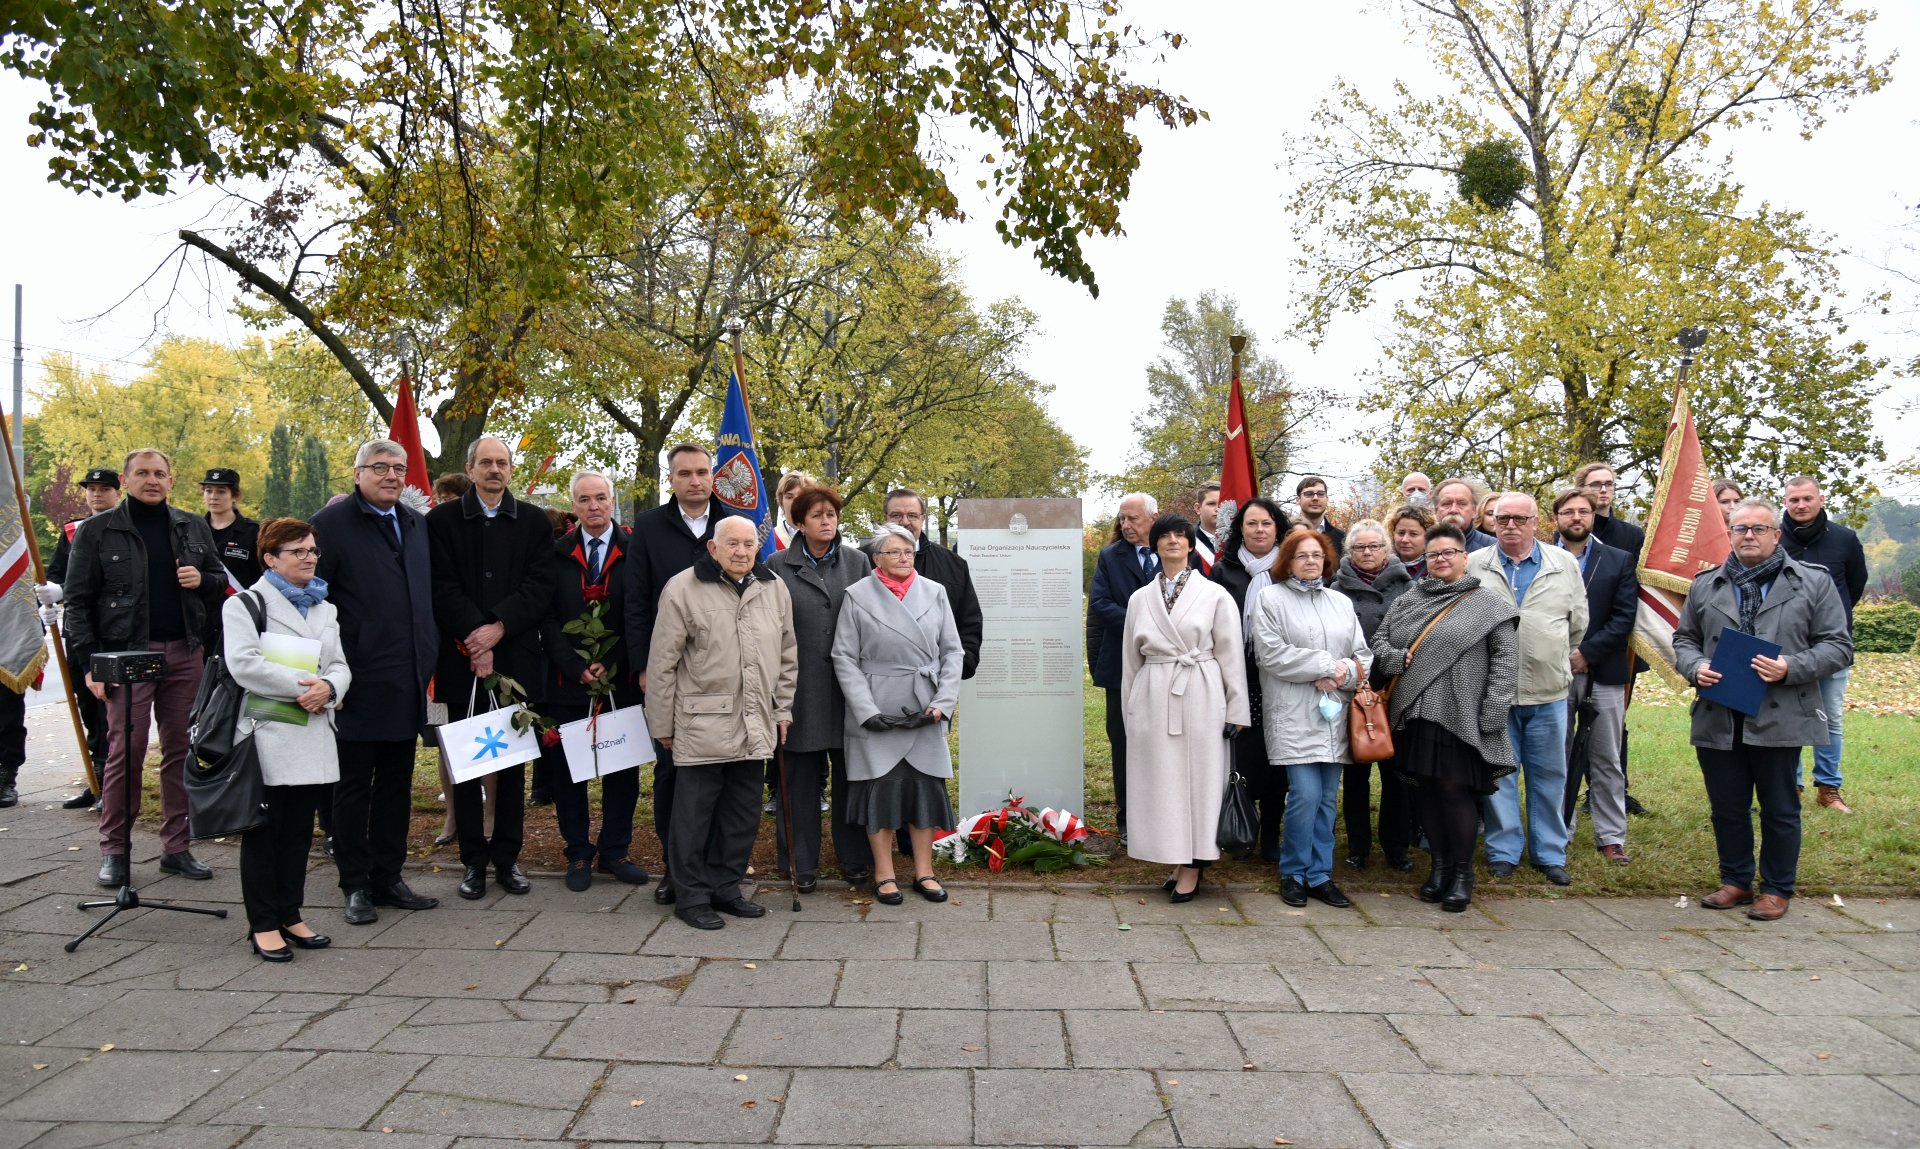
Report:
1086,538,1159,689
1568,536,1639,687
311,492,438,741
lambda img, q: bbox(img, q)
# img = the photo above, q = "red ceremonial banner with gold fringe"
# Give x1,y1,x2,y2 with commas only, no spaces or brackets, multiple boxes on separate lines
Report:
1631,383,1730,685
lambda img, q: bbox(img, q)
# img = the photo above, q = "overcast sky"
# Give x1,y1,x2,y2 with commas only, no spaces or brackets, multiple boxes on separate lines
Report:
4,3,1916,508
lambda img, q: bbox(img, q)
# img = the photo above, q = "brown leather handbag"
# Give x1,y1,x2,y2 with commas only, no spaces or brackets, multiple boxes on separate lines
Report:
1352,599,1463,764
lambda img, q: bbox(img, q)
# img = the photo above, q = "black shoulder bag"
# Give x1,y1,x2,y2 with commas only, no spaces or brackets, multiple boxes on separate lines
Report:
185,592,271,839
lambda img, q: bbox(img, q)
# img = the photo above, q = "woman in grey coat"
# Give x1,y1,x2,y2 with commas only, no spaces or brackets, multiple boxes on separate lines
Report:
223,518,352,961
831,524,964,906
770,485,873,891
1331,519,1416,872
1370,523,1518,913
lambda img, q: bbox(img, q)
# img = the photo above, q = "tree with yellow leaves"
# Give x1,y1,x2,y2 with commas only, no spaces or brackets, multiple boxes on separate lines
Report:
1290,0,1895,509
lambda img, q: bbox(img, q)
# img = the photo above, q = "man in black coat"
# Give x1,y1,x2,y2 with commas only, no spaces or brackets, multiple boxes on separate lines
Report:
39,467,122,810
428,436,558,900
538,471,650,892
623,443,740,904
866,488,984,678
1553,488,1640,862
63,449,228,886
1780,475,1868,813
311,439,442,925
1086,492,1160,835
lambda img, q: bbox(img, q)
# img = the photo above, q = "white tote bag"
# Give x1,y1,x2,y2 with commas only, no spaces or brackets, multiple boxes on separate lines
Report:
559,703,657,784
443,682,543,784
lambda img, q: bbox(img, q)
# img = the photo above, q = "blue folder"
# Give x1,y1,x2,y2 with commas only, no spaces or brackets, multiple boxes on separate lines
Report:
1699,627,1783,717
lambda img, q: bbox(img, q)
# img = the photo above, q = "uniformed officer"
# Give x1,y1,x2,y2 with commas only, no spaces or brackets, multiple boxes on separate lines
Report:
36,467,122,810
202,468,262,592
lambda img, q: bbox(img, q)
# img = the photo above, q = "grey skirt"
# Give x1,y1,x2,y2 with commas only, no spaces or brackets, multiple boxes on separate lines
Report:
846,760,954,834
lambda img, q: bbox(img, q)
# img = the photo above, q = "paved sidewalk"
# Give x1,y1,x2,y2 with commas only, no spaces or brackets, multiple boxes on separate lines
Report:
3,713,1918,1147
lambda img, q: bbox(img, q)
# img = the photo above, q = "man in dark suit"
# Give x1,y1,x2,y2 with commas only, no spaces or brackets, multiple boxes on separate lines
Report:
427,435,558,901
538,470,650,892
624,443,740,904
1553,488,1639,863
868,489,984,679
312,439,442,925
1087,492,1160,836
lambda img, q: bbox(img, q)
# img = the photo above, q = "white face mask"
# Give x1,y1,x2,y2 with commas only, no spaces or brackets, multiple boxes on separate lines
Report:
1318,693,1345,722
1406,490,1430,507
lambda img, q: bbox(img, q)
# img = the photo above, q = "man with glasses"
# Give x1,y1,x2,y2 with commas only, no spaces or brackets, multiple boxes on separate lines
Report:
1293,475,1345,559
312,440,443,924
1552,488,1638,864
1778,475,1867,813
1572,462,1646,560
866,489,983,680
1467,493,1587,885
1674,497,1851,921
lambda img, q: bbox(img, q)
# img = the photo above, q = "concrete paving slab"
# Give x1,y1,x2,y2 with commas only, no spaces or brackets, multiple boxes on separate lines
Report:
1546,1013,1778,1074
919,920,1054,961
1135,961,1301,1011
1830,931,1920,970
1866,1016,1920,1052
0,929,145,984
38,986,273,1050
1855,971,1920,1010
1711,928,1895,971
679,959,840,1007
1447,927,1615,969
896,1009,989,1068
972,1068,1174,1146
1833,899,1920,932
373,947,556,999
367,908,537,950
1710,968,1917,1016
1708,1073,1920,1148
0,1049,255,1123
225,945,414,994
1708,1014,1920,1075
989,890,1118,923
1226,1011,1424,1075
1162,1069,1382,1149
1354,891,1502,929
986,959,1140,1010
205,1049,429,1128
1341,1073,1584,1149
838,958,986,1009
723,1006,898,1067
1315,924,1473,967
501,908,650,954
639,918,790,958
572,1064,789,1142
1281,965,1458,1014
1573,926,1750,970
69,939,257,990
377,1092,578,1139
1391,1013,1600,1074
0,982,124,1044
777,1067,971,1145
1424,967,1612,1015
1052,921,1195,963
544,1003,737,1062
0,1046,88,1106
776,920,917,959
1527,1075,1782,1148
1474,895,1623,932
1591,896,1760,931
1063,1009,1245,1069
1181,924,1341,965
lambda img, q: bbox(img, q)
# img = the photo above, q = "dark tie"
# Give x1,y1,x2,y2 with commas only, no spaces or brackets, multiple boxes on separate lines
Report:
587,536,604,583
385,512,401,546
1138,548,1153,574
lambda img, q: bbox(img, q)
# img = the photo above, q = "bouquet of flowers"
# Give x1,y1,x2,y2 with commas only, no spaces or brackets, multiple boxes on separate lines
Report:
933,792,1104,873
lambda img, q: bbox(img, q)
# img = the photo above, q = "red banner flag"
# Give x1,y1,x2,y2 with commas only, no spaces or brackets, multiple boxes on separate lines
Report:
1220,367,1257,512
1632,383,1731,684
387,376,433,499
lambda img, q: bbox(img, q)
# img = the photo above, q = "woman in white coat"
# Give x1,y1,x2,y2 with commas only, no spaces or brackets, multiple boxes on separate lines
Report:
1254,528,1373,910
1121,514,1250,902
831,524,964,906
224,518,352,962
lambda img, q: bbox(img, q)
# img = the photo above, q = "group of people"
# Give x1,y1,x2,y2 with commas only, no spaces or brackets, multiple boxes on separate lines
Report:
32,438,988,955
1093,465,1862,920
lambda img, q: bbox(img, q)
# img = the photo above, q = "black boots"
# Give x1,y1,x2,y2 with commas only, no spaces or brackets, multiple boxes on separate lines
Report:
1418,856,1451,904
0,771,17,808
1442,864,1475,913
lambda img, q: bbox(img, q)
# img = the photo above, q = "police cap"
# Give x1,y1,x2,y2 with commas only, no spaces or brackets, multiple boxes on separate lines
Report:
201,468,241,489
80,468,120,489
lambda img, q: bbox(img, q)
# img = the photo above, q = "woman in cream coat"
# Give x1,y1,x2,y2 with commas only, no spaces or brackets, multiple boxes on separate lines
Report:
1121,514,1250,902
831,524,964,906
224,518,352,962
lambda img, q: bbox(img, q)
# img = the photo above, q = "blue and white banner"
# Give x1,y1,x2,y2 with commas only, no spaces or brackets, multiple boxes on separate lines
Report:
713,362,776,558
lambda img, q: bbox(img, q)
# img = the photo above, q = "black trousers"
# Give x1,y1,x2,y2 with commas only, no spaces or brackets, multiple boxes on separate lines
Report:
669,759,761,910
0,684,23,780
455,762,524,870
241,783,327,933
332,738,418,892
1698,719,1802,898
1105,687,1129,827
1343,760,1414,861
652,742,678,859
776,746,870,877
538,702,640,864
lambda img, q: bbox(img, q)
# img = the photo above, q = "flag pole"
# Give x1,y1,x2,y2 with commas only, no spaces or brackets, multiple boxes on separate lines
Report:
0,402,97,793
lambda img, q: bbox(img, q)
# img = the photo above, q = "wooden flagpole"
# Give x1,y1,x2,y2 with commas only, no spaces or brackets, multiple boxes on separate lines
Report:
0,403,98,793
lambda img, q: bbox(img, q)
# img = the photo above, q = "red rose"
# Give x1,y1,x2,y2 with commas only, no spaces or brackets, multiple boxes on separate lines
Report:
540,728,563,748
582,585,609,602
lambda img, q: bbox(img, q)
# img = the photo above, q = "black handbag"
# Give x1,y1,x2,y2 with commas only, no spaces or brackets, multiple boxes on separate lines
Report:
188,591,267,766
185,728,267,839
1215,766,1258,853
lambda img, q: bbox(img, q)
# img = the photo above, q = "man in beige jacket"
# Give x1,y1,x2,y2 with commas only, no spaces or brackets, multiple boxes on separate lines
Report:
1466,493,1588,886
647,517,798,929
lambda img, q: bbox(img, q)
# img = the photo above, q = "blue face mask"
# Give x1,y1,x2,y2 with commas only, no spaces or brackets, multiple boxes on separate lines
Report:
1318,693,1345,722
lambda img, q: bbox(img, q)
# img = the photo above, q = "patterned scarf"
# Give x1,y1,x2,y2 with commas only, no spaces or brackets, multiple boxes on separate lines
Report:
1723,548,1786,632
1159,568,1193,609
1238,545,1280,641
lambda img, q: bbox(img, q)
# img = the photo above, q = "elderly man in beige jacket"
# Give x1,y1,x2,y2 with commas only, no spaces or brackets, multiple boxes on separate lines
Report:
647,516,798,929
1466,493,1588,886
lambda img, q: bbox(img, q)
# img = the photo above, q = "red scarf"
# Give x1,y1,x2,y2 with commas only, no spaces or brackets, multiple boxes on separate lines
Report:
875,568,916,600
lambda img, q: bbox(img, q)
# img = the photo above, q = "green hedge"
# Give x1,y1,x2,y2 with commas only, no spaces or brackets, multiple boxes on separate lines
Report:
1855,601,1920,654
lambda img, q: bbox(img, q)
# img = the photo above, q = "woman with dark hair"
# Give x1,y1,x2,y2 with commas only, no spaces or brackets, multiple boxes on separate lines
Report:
1712,478,1744,525
1370,523,1520,913
771,484,873,890
1333,519,1416,871
224,517,352,961
1253,528,1373,908
1208,496,1291,861
1122,514,1250,901
1387,505,1433,579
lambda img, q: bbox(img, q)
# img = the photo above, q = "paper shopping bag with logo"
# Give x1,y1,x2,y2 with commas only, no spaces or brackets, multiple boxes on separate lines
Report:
560,703,657,784
444,687,543,784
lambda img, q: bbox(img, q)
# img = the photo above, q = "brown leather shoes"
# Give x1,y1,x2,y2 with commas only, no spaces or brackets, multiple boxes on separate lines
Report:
1748,893,1790,921
1816,785,1853,814
1598,843,1631,865
1702,884,1755,909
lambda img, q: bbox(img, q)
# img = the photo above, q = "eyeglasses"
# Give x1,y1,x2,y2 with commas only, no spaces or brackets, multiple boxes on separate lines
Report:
1585,480,1617,490
885,511,924,524
875,548,915,558
277,547,321,559
1492,514,1536,526
1349,542,1387,553
1422,548,1466,561
358,462,408,476
1728,524,1776,536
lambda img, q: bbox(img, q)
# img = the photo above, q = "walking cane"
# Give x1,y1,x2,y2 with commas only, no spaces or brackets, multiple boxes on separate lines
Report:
773,746,801,912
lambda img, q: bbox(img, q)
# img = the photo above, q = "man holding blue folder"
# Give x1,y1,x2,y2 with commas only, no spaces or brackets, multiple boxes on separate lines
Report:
1673,498,1853,922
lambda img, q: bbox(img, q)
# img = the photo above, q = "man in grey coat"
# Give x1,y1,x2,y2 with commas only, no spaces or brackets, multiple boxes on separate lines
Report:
1673,497,1853,922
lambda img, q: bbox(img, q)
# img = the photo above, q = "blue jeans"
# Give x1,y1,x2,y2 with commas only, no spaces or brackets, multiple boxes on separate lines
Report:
1799,668,1848,790
1484,701,1569,867
1279,763,1344,887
